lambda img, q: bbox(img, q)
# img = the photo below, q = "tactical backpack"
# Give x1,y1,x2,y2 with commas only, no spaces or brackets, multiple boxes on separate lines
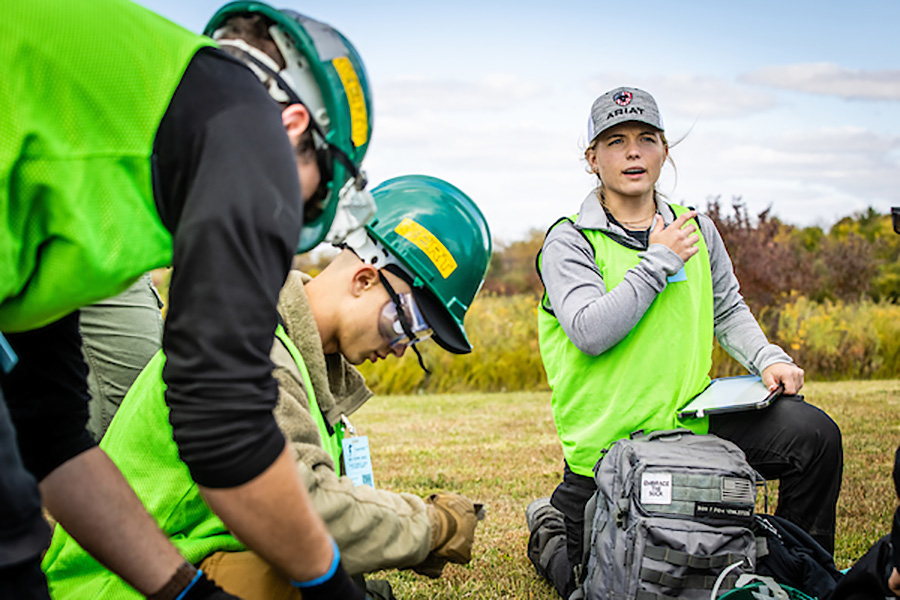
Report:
581,429,759,600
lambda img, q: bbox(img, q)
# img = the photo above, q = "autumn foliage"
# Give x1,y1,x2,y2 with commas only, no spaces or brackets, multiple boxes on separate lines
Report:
705,198,899,312
481,198,900,308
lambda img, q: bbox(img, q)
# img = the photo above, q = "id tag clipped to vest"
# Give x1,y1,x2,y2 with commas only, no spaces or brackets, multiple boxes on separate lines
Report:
342,436,375,488
667,266,687,283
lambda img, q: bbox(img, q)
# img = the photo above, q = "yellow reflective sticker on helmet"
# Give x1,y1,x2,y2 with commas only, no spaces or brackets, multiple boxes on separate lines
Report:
332,56,368,148
394,218,457,279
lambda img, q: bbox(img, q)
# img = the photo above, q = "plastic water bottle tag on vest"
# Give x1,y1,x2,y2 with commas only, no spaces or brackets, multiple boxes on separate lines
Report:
342,435,375,488
667,266,687,283
0,334,17,374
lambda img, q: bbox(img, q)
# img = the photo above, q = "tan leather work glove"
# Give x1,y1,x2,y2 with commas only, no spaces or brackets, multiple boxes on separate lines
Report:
424,493,485,564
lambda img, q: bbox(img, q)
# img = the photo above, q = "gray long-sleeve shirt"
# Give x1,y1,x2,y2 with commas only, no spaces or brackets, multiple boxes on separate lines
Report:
539,191,792,375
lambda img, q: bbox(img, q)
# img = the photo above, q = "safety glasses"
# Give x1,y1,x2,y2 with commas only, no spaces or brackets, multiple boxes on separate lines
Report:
376,271,432,373
377,281,432,349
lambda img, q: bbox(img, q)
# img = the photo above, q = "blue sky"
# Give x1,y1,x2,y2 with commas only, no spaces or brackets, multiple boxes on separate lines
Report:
136,0,900,241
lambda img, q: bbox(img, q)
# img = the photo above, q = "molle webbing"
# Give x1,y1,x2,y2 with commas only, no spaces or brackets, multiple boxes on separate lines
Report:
643,545,747,570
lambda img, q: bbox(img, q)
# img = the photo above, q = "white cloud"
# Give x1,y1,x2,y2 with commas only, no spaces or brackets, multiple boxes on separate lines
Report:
666,126,900,225
585,73,778,120
374,73,546,116
363,110,596,241
741,63,900,100
363,71,899,241
369,110,583,172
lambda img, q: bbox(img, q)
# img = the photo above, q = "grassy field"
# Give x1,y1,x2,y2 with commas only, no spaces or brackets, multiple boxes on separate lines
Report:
349,379,900,599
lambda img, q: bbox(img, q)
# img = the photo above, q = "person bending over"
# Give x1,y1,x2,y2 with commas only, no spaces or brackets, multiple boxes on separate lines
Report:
43,176,492,600
0,1,374,598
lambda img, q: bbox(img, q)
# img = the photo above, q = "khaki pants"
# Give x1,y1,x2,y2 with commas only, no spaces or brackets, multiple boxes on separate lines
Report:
80,273,164,440
201,551,301,600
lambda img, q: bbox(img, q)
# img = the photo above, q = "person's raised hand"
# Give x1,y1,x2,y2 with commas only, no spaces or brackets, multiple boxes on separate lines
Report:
648,211,700,263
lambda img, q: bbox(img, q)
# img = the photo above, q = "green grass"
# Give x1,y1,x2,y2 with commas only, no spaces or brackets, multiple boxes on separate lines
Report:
348,380,900,598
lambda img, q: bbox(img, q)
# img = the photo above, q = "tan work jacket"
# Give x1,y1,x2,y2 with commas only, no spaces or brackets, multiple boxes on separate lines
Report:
271,271,433,575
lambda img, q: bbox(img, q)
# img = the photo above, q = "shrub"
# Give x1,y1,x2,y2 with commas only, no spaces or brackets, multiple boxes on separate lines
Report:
362,293,900,394
358,293,547,395
772,295,900,380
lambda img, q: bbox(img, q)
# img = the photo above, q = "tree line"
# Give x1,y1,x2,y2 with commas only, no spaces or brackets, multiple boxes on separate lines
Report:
484,198,900,312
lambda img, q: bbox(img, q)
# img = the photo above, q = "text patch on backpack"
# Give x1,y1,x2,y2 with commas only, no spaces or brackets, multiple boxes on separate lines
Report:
640,472,672,504
694,501,753,520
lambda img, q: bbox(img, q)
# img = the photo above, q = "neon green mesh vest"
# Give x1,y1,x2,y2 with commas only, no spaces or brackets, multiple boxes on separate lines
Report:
41,351,243,599
42,328,341,599
0,0,213,332
537,204,714,477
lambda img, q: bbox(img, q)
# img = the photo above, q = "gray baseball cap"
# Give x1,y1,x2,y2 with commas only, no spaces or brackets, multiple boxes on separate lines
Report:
587,87,664,143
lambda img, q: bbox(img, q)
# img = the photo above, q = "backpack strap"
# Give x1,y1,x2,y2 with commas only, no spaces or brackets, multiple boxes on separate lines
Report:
579,492,598,583
639,567,740,591
643,545,748,570
756,536,769,559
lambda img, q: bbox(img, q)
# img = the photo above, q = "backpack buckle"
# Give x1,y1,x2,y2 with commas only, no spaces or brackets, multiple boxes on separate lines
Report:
615,498,629,527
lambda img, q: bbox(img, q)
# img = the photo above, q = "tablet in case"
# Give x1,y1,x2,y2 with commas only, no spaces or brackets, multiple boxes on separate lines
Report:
678,375,783,419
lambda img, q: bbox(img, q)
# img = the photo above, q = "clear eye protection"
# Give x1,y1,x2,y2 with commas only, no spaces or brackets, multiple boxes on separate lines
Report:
377,292,433,349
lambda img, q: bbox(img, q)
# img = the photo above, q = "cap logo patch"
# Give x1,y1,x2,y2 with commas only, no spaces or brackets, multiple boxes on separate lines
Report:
614,91,633,106
393,218,458,279
606,106,644,121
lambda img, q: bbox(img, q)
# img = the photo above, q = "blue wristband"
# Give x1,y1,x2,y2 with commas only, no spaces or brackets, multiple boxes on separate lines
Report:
174,569,204,600
0,333,17,374
291,538,341,589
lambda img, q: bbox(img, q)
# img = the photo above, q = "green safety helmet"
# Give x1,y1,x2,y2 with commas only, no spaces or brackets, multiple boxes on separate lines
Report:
347,175,492,354
205,2,374,252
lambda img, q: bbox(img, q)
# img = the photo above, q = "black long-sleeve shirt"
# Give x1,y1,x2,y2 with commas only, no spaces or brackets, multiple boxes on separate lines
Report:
154,47,301,488
892,445,900,570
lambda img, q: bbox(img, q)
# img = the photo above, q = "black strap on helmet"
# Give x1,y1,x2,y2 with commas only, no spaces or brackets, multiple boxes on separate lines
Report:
378,271,430,374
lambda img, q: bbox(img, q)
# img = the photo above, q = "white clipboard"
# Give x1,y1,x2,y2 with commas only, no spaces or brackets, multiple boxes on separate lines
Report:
678,375,783,419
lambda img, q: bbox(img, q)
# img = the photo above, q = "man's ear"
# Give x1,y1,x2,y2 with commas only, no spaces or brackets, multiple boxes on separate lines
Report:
350,264,380,297
282,103,311,146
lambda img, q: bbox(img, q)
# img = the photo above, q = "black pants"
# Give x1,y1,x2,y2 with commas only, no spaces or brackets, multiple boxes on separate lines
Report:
711,395,843,554
0,313,97,599
537,396,843,598
544,464,599,598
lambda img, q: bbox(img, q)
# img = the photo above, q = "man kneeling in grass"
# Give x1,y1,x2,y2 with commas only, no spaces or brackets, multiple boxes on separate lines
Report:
42,175,492,600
